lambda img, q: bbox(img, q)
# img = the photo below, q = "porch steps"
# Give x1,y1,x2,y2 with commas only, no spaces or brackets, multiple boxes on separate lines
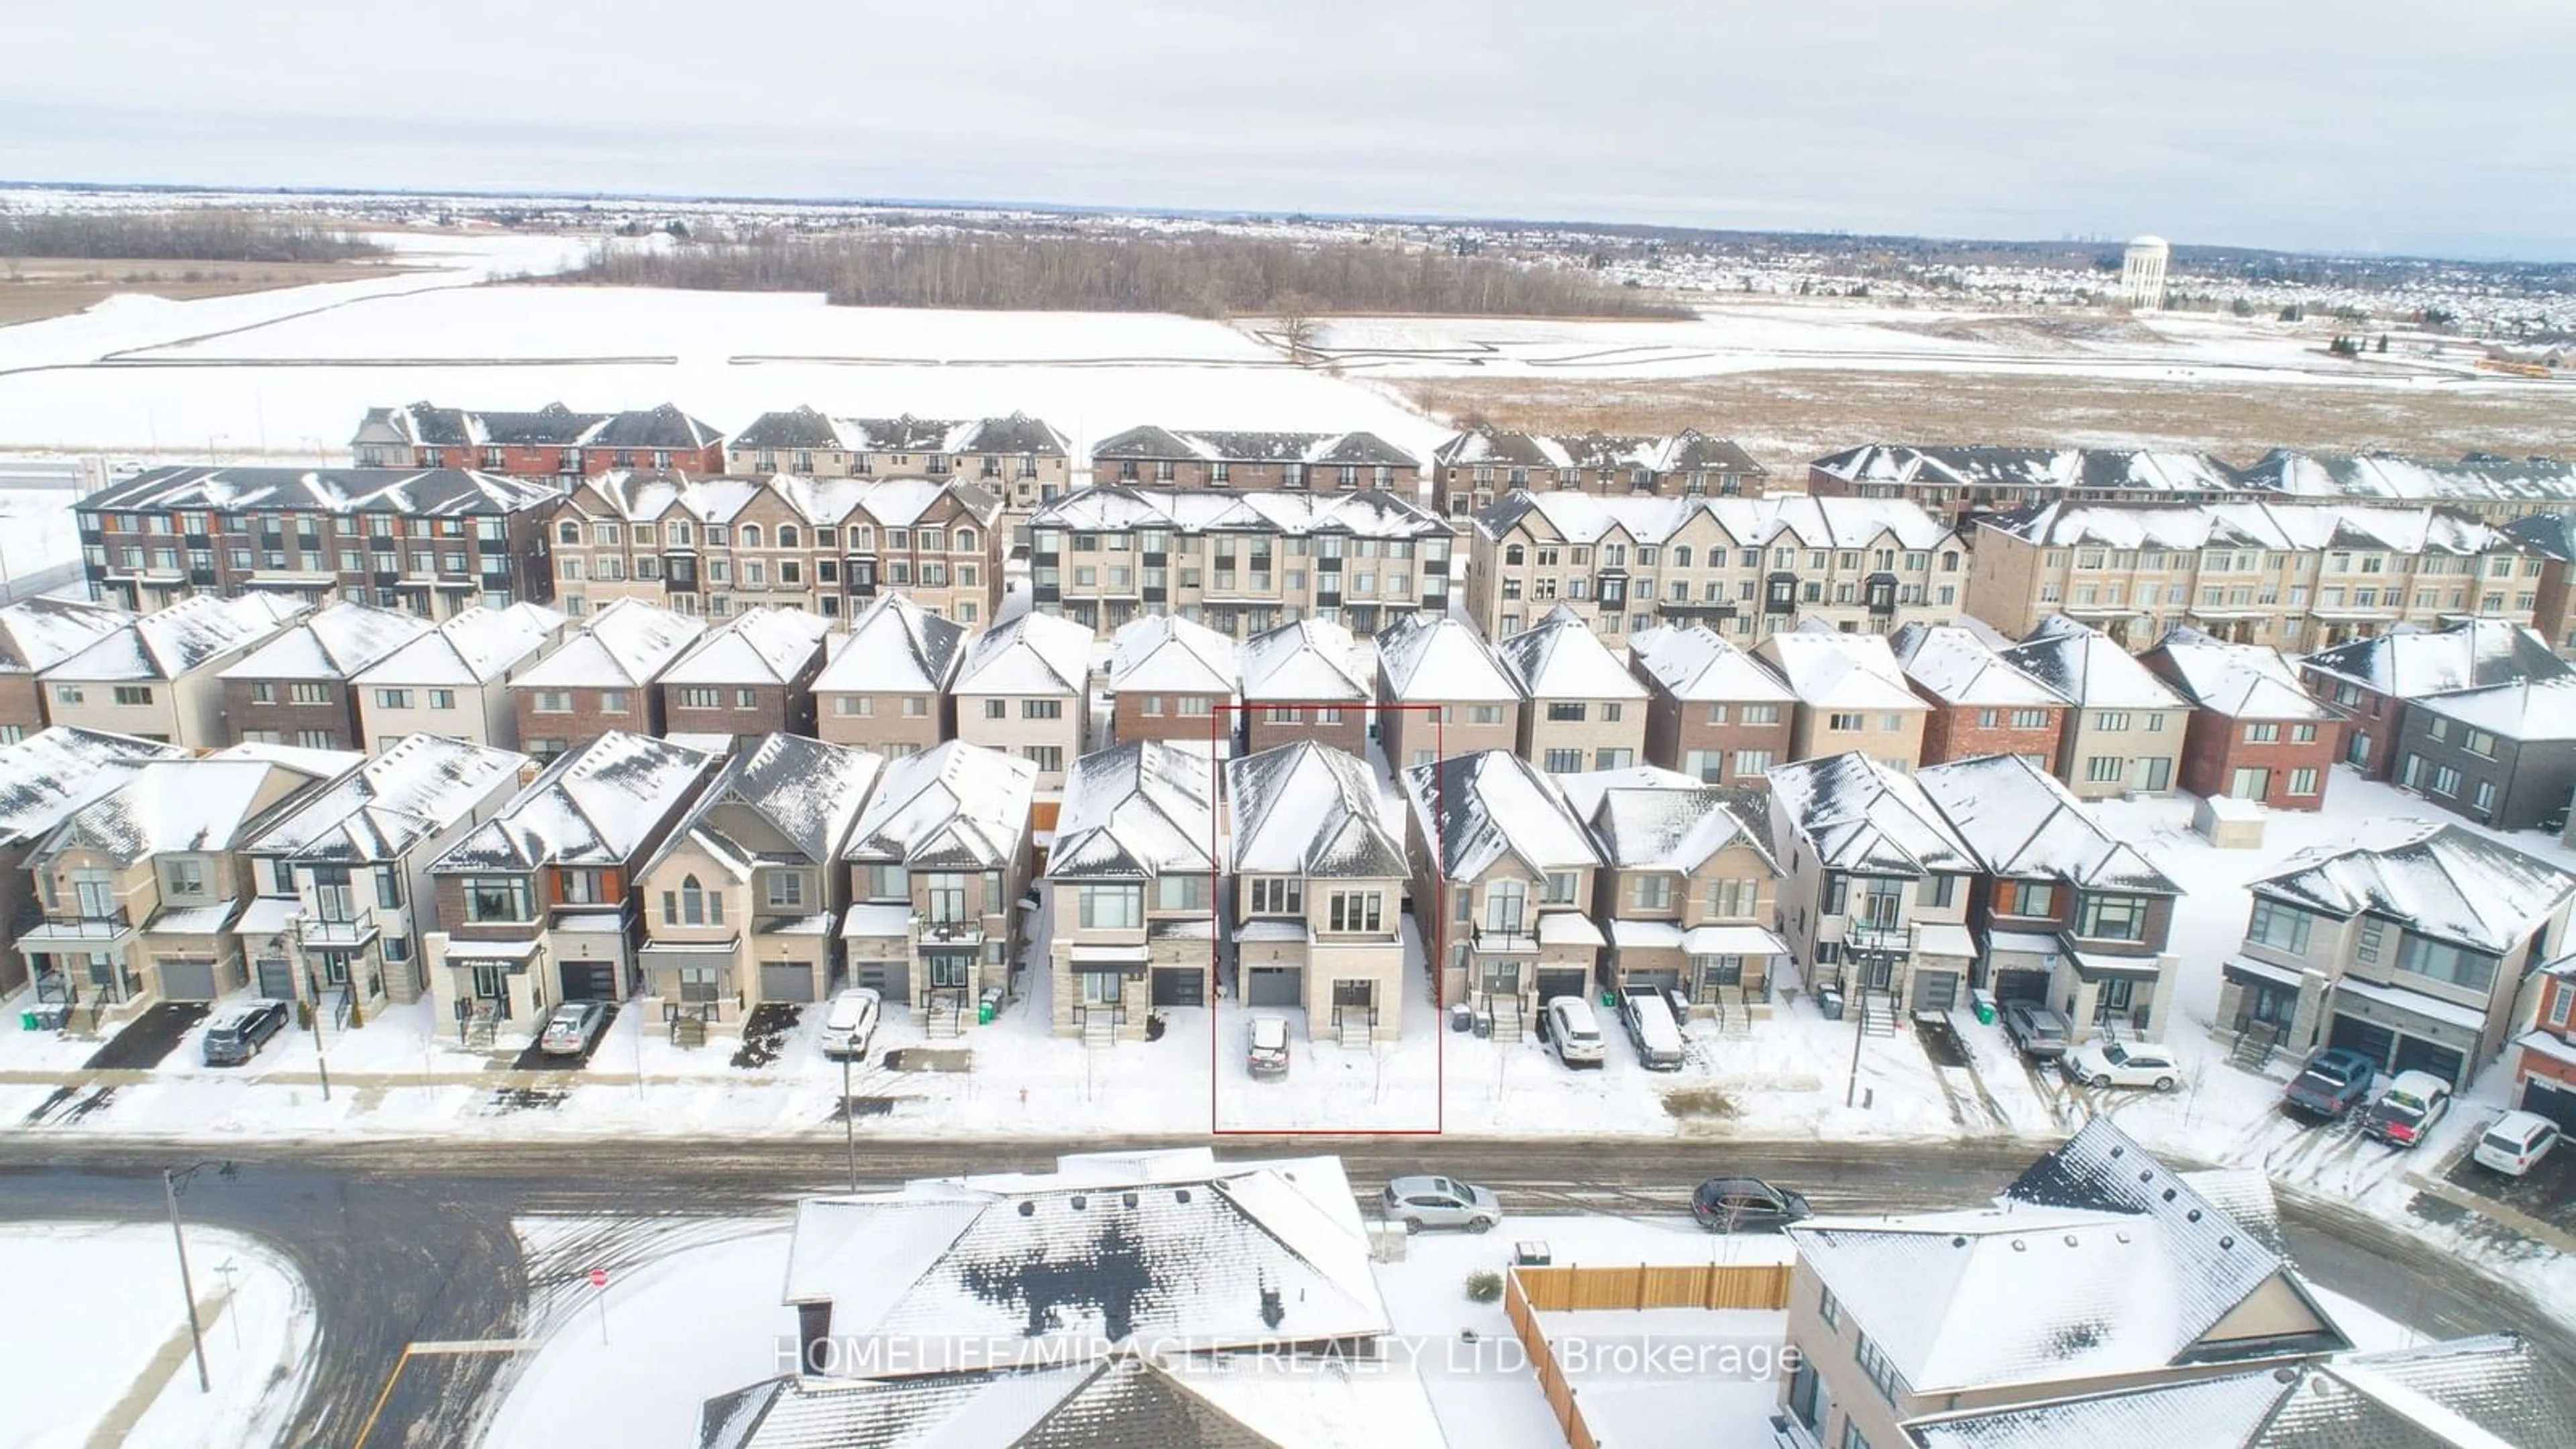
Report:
1336,1012,1372,1051
2231,1021,2281,1072
1488,998,1525,1044
1080,1013,1118,1049
1717,988,1755,1037
926,1002,965,1040
1860,994,1898,1038
462,1004,498,1052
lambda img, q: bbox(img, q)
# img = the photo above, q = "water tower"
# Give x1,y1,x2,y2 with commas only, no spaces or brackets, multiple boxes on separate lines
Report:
2120,235,2169,311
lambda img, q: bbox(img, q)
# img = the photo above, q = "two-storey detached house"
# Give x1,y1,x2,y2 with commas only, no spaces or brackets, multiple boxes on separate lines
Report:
1236,618,1371,757
2139,627,2339,811
1996,614,2190,800
1375,614,1523,773
350,602,566,752
0,728,189,996
839,741,1040,1032
1226,742,1410,1044
1106,614,1240,751
1754,623,1930,773
1888,621,2071,770
811,594,967,757
1496,605,1648,773
1045,741,1220,1043
510,597,706,762
0,597,136,744
949,608,1094,819
1625,623,1796,787
40,592,308,747
1555,766,1786,1015
653,605,834,749
218,600,434,751
1401,749,1604,1040
1764,751,1978,1020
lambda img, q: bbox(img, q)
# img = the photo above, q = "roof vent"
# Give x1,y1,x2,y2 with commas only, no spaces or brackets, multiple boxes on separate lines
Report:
2063,1234,2080,1247
2219,1235,2235,1250
2108,1144,2126,1158
1175,1188,1192,1204
1017,1201,1036,1218
2161,1187,2178,1202
1951,1236,1968,1248
2186,1208,2202,1222
2137,1170,2153,1183
1122,1191,1138,1210
2011,1240,2027,1252
2114,1230,2131,1244
1070,1195,1086,1211
2273,1366,2300,1384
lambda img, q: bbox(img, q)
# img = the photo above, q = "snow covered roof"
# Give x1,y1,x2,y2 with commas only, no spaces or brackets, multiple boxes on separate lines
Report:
516,597,705,690
1032,485,1451,541
1226,743,1407,879
731,408,1070,458
1375,614,1520,702
1916,755,2177,893
45,592,307,683
1048,741,1218,880
843,740,1038,870
1434,425,1765,477
351,602,562,688
1556,765,1778,875
1236,618,1368,704
217,601,433,683
2251,823,2576,952
1091,425,1417,468
1998,616,2189,711
1475,490,1956,550
1401,750,1601,881
651,733,881,877
952,609,1093,697
777,1148,1383,1375
658,606,832,687
432,732,720,871
2241,447,2576,508
1766,752,1976,877
2139,629,2333,720
0,596,137,676
1755,623,1927,712
38,751,351,866
1809,443,2239,499
1497,606,1647,702
1981,499,2512,557
81,465,566,518
1106,614,1240,697
1888,623,2069,708
1627,624,1795,704
2301,619,2571,700
246,735,527,863
356,398,718,451
812,594,967,695
0,728,190,848
2410,674,2576,742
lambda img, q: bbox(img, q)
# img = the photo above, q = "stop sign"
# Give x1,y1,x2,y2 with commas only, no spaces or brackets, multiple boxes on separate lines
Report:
588,1267,608,1289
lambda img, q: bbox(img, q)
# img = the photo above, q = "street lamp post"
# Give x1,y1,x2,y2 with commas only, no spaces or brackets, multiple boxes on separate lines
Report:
841,1053,857,1193
162,1161,235,1393
285,911,330,1102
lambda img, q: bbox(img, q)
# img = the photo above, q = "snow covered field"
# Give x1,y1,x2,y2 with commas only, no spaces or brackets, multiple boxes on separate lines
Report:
0,1221,314,1449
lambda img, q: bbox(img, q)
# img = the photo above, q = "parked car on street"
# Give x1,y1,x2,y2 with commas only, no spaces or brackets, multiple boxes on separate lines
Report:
1690,1177,1812,1233
201,1000,289,1067
1383,1175,1501,1233
818,987,883,1061
2473,1110,2561,1176
2064,1039,2181,1091
2362,1070,2454,1148
2001,1002,2071,1061
538,1001,608,1057
1247,1014,1290,1080
2282,1049,2378,1120
1544,996,1606,1070
1620,983,1686,1071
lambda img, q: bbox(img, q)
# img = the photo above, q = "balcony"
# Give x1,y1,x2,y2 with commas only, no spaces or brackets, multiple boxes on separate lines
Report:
298,916,380,949
16,904,136,945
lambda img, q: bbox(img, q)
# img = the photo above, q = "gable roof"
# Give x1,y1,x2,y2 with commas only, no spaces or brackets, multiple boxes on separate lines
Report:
651,733,881,876
0,728,191,848
1474,490,1955,549
1226,743,1406,879
1756,623,1927,712
952,610,1093,696
842,740,1038,871
1090,426,1417,468
1401,749,1601,881
1627,624,1796,704
2251,823,2576,951
352,602,563,688
2241,447,2576,508
0,597,138,676
1555,765,1778,874
46,592,307,683
2409,674,2576,742
2141,628,2334,720
40,749,354,866
657,606,832,688
1767,751,1976,877
2301,619,2572,700
516,598,705,691
1049,741,1218,879
80,466,566,518
1980,499,2512,557
812,594,968,695
1236,619,1368,704
1434,426,1766,477
1496,606,1647,701
1915,755,2178,892
1810,443,2239,500
1032,485,1450,542
734,409,1071,457
431,732,718,871
217,600,433,684
1107,614,1240,697
246,734,527,863
1375,614,1519,703
1998,615,2190,711
1889,623,2070,708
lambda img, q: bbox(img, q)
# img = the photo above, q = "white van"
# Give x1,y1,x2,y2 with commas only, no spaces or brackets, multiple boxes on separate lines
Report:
1621,985,1686,1071
818,987,883,1061
1544,996,1606,1069
2473,1110,2561,1176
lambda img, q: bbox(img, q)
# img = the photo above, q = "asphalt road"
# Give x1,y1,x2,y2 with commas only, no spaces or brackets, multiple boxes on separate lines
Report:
0,1134,2567,1448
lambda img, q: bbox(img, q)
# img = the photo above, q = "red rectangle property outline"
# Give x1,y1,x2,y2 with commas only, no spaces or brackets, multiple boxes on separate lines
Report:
1204,700,1448,1136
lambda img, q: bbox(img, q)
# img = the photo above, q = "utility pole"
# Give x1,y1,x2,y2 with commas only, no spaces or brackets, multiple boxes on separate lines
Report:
164,1169,211,1393
841,1053,857,1193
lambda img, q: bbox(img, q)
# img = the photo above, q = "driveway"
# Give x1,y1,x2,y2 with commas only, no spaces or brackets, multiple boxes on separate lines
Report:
79,1002,210,1070
508,1003,621,1073
2445,1122,2576,1232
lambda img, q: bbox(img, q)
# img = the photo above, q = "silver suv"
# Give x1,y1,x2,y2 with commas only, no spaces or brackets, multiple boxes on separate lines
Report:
1382,1175,1501,1233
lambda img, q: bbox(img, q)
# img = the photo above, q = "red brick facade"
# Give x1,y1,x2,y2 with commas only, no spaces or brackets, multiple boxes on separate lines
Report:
2299,664,2399,779
660,679,819,744
513,686,658,761
1917,700,2068,770
0,676,44,744
2174,710,2337,811
1243,703,1368,757
223,677,364,749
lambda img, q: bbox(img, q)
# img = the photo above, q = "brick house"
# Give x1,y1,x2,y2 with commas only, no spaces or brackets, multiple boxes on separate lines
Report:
1765,751,1979,1018
2138,627,2339,811
2298,619,2569,780
726,408,1073,517
350,602,566,753
633,734,882,1028
654,606,833,750
1996,614,2191,800
2502,509,2576,653
1401,749,1605,1040
1888,621,2070,769
422,732,723,1042
1236,618,1370,757
1375,614,1523,773
1226,741,1409,1042
1105,614,1240,751
1089,426,1421,498
1806,443,2240,521
1432,427,1766,515
2237,447,2576,526
40,592,309,747
218,600,435,750
1625,623,1796,787
2393,676,2576,831
1045,740,1220,1042
353,400,725,476
839,741,1039,1031
812,594,967,757
0,597,135,745
1754,623,1929,773
1495,605,1648,773
950,608,1093,820
0,728,189,996
2509,956,2576,1129
510,597,706,762
1554,766,1786,1012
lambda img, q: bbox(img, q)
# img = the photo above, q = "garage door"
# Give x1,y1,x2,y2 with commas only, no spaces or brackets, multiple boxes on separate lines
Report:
852,963,907,1005
2393,1035,2468,1089
2520,1077,2576,1131
761,961,819,1004
1245,966,1301,1008
1992,969,2051,1005
1913,970,1962,1012
561,961,619,1002
2328,1014,2396,1071
1152,967,1206,1008
255,959,295,1000
1536,967,1589,1004
159,959,218,1002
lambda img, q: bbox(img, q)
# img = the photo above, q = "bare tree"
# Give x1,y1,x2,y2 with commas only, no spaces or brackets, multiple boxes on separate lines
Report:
1274,294,1318,362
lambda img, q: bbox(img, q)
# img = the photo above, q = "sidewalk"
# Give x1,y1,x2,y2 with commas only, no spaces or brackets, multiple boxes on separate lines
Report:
83,1288,232,1449
2406,1169,2576,1257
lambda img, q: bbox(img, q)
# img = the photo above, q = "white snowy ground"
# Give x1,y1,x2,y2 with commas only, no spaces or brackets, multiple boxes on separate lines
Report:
0,1222,315,1449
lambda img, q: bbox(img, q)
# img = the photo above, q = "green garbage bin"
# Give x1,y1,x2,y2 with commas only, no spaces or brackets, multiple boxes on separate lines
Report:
17,1010,33,1032
1599,989,1617,1010
1970,989,1998,1026
977,1000,996,1025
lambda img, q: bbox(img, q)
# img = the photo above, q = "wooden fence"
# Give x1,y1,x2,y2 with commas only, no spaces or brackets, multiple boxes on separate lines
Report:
1505,1267,1598,1449
1505,1261,1793,1448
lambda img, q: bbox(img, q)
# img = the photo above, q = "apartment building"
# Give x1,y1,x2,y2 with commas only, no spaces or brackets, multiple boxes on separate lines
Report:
1625,623,1796,787
1401,749,1604,1038
949,608,1093,814
1089,426,1420,497
1375,614,1523,771
510,597,706,761
0,728,189,995
811,594,967,756
76,466,564,619
838,741,1039,1027
2236,447,2576,525
2218,824,2576,1087
2300,619,2570,780
1888,621,2069,769
350,602,566,752
1045,740,1220,1042
2394,677,2576,831
1996,614,2190,800
2138,628,2339,811
653,605,833,749
1765,752,1978,1018
40,592,309,747
1431,427,1766,514
1236,617,1370,757
1028,486,1452,637
217,600,434,750
1226,742,1409,1042
1754,623,1930,772
1495,606,1648,773
1466,492,1966,643
1104,614,1240,749
352,400,724,476
423,732,722,1040
633,734,881,1025
0,597,135,744
1554,767,1786,1009
1965,500,2531,651
724,408,1072,515
1807,443,2241,520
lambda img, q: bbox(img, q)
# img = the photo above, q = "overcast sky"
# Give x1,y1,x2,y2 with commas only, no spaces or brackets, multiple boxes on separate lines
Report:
4,1,2570,259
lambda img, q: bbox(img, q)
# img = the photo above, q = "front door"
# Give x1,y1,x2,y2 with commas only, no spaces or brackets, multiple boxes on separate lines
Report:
1479,960,1521,998
2142,755,2173,792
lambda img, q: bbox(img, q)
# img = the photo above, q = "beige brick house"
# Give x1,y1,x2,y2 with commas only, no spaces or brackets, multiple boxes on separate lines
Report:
812,594,967,757
511,596,706,761
1089,425,1421,498
725,409,1072,517
1496,605,1648,773
0,728,189,996
1045,740,1219,1042
950,608,1094,822
1554,766,1786,1012
1106,614,1240,751
1625,623,1796,786
1401,749,1604,1040
1765,751,1978,1018
1996,614,2192,799
1226,741,1409,1044
1754,623,1930,772
0,597,136,745
1375,614,1523,772
839,741,1040,1032
1431,427,1766,515
40,592,308,747
1236,617,1370,757
350,602,566,753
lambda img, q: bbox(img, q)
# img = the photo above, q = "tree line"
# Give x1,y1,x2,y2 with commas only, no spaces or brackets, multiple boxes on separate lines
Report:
0,211,386,264
561,229,1689,319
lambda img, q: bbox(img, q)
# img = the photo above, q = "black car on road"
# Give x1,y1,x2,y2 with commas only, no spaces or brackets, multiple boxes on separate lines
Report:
1690,1177,1813,1233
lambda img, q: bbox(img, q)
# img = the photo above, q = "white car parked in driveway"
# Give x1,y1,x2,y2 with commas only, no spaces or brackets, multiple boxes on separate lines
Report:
2064,1039,2181,1091
2473,1110,2560,1176
1544,996,1606,1069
